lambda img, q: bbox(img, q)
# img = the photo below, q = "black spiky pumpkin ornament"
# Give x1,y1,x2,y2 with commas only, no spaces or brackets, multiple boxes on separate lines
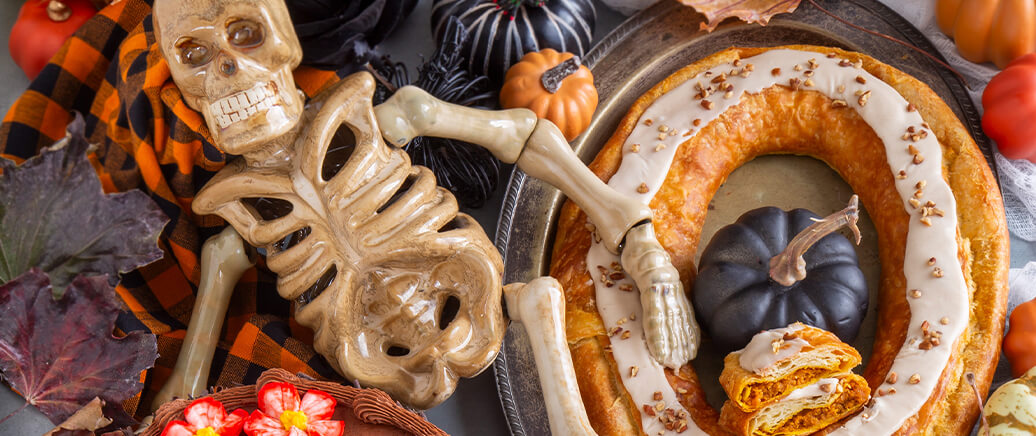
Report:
372,17,500,208
431,0,596,85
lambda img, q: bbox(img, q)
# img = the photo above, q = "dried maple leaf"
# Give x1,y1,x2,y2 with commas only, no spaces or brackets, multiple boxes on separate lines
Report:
0,270,158,424
43,397,111,435
679,0,801,31
0,116,167,296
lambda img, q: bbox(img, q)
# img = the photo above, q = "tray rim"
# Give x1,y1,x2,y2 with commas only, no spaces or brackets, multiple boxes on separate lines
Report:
491,1,997,434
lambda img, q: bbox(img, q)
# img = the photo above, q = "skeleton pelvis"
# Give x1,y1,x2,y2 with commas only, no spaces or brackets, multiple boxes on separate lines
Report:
194,72,505,409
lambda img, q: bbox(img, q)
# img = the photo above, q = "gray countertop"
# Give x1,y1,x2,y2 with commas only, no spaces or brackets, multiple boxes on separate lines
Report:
2,1,1034,435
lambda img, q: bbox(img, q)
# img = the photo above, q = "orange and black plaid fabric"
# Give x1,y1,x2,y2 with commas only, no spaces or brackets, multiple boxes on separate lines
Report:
0,0,350,416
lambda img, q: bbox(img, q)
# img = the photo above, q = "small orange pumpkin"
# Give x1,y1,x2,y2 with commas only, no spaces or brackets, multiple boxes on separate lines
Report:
936,0,1036,68
1004,297,1036,377
500,49,598,141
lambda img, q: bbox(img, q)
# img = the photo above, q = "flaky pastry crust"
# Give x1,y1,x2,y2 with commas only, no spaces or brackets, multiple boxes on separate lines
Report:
720,325,862,412
719,373,870,436
549,45,1009,435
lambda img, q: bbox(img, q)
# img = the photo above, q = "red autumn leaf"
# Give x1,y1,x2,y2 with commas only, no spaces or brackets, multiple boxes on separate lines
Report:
0,114,167,297
0,269,158,424
678,0,802,31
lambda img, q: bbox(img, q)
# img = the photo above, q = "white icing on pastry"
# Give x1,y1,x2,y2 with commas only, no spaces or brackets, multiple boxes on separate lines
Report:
584,48,968,435
738,324,808,375
784,377,841,401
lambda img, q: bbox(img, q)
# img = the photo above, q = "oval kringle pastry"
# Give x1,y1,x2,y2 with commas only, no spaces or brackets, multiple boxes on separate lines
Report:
548,45,1009,435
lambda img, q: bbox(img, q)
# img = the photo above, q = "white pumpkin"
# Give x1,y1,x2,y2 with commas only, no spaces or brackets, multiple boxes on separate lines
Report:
982,366,1036,435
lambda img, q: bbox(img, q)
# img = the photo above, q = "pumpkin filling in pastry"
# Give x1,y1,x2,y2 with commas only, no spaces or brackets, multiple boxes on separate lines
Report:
737,367,829,410
722,324,867,413
720,375,871,436
553,45,1008,436
718,325,870,436
726,324,863,412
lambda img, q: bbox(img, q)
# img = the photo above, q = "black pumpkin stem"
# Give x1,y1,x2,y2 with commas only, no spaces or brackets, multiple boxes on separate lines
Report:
541,56,580,94
493,0,546,16
769,195,862,286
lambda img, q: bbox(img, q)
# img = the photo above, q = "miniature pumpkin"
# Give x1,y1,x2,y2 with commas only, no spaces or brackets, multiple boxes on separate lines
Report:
1004,296,1036,377
9,0,97,80
500,49,598,141
936,0,1036,68
979,366,1036,436
430,0,596,84
982,54,1036,162
692,199,868,352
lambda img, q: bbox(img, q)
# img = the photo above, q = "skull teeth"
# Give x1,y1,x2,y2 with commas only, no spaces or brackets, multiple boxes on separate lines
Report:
209,82,279,129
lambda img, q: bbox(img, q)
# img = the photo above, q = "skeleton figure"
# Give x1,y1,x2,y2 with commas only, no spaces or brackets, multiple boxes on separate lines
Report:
149,0,699,432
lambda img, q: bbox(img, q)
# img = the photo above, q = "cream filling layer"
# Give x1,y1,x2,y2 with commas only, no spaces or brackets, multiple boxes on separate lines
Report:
585,48,967,436
784,377,841,401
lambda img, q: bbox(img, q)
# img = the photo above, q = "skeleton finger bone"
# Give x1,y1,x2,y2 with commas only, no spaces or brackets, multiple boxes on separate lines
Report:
151,227,254,411
621,223,700,368
503,278,597,436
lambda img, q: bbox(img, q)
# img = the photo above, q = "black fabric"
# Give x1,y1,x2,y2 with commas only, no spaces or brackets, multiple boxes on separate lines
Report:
287,0,418,70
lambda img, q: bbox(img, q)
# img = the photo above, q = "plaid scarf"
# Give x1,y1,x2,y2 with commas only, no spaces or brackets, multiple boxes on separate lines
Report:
0,0,352,417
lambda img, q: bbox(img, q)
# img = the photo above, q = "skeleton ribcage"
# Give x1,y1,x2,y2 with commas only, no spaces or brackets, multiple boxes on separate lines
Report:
193,73,505,408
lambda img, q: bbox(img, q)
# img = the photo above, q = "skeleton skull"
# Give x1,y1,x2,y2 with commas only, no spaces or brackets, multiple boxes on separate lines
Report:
193,74,507,409
153,0,304,156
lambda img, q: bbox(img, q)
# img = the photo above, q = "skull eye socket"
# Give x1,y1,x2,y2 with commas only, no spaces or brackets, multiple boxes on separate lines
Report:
176,39,214,67
226,19,264,48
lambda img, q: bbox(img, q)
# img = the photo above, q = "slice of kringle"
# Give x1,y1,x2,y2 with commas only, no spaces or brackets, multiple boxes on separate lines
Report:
718,323,871,436
548,45,1009,435
720,324,864,413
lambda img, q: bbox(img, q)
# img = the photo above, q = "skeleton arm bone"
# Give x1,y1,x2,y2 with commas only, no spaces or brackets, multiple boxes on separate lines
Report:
375,85,641,253
519,121,698,364
151,227,254,411
375,86,700,367
374,85,535,163
503,278,597,436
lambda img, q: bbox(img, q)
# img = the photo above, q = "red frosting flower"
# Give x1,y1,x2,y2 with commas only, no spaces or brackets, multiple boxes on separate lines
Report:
244,382,344,436
161,397,248,436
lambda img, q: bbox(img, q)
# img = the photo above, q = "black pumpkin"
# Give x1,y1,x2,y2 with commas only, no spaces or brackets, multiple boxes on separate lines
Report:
430,0,596,85
692,206,868,352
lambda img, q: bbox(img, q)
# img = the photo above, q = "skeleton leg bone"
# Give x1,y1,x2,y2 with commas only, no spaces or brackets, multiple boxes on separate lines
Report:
151,227,254,411
375,86,700,366
503,278,597,436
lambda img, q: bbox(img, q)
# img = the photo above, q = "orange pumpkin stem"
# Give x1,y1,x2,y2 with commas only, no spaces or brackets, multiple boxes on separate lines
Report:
769,195,862,286
46,0,72,22
541,56,580,93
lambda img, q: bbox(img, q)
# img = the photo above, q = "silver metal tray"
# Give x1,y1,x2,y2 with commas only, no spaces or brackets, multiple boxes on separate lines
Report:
492,1,994,434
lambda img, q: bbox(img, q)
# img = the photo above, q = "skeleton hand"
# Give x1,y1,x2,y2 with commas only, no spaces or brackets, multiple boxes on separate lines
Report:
621,222,700,368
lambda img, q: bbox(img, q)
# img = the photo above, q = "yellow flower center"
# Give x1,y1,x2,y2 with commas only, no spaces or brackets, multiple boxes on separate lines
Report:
279,410,308,431
195,428,218,436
